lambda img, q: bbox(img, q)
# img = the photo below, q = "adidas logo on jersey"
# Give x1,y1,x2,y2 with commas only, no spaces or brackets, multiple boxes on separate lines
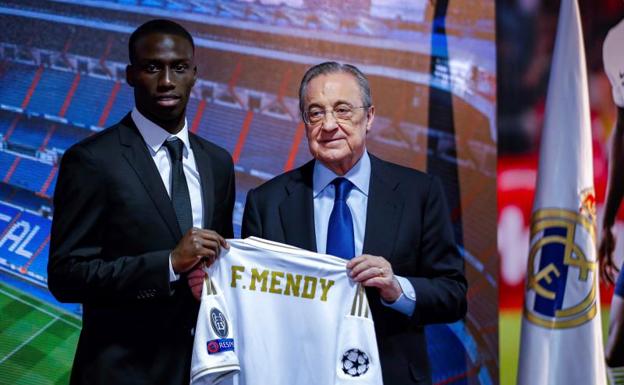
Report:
230,265,336,302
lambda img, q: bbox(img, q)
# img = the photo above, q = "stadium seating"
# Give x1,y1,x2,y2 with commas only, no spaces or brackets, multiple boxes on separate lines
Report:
0,62,38,108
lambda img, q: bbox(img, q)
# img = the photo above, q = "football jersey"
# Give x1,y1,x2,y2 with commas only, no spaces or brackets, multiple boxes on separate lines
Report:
191,237,383,385
604,19,624,107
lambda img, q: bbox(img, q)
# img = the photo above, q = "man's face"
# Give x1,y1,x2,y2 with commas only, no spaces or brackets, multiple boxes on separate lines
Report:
303,72,374,175
126,33,196,132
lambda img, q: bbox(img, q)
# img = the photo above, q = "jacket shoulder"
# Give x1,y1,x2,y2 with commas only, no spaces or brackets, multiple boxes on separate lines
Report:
190,133,233,168
250,161,313,197
371,155,433,186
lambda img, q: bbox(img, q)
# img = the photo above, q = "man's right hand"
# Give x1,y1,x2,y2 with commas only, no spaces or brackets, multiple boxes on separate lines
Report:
171,228,228,273
599,227,620,285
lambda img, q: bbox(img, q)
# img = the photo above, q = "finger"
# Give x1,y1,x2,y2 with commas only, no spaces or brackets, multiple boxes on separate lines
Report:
215,233,228,249
351,266,387,283
195,246,217,259
346,255,368,269
200,239,223,257
195,234,227,255
348,260,373,278
360,276,391,289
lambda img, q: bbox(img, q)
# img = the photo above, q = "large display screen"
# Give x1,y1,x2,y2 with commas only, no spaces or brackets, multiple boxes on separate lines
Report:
0,1,496,383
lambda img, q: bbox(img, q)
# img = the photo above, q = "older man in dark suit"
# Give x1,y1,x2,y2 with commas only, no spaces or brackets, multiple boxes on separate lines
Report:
240,62,466,384
47,19,234,385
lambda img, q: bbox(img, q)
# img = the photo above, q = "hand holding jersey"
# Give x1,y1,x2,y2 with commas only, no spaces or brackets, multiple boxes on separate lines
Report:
172,228,229,273
347,254,402,303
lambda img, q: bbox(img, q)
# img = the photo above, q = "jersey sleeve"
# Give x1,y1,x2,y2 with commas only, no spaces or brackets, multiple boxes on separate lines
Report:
604,30,624,108
334,285,383,384
191,277,240,385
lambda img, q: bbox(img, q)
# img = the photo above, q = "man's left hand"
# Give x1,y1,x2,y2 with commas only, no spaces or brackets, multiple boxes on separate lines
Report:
347,254,402,303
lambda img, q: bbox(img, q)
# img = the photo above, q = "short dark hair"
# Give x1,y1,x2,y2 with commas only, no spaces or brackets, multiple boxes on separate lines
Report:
128,19,195,64
298,62,372,118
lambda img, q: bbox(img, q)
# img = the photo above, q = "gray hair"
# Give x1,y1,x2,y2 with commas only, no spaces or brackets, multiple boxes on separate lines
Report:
298,62,372,119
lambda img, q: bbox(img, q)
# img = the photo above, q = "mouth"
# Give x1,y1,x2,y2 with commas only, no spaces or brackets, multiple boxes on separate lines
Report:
319,137,345,145
155,95,181,107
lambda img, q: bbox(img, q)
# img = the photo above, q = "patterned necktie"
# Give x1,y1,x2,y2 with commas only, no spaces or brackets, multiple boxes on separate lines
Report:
326,177,355,260
163,138,193,234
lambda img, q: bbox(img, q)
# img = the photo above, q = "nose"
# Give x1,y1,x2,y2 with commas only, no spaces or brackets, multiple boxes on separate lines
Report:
320,110,338,131
158,67,175,89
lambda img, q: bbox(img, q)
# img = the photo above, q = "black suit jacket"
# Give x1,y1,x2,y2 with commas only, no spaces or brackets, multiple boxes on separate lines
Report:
242,154,466,385
48,115,235,385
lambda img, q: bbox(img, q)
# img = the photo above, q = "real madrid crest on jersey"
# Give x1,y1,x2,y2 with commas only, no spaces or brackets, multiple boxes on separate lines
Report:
524,188,598,329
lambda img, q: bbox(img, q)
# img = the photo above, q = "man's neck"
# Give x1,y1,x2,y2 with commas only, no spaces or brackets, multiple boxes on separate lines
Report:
136,106,185,134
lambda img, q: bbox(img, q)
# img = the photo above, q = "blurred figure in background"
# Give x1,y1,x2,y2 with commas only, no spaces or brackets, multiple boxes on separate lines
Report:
599,15,624,385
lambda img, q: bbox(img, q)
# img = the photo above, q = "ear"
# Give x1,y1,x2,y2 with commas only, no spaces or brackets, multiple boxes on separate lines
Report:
365,105,375,133
126,64,135,88
192,65,197,87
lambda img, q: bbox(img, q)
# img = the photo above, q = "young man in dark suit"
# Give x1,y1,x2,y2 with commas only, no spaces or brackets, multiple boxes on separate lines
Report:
48,19,234,385
240,62,466,384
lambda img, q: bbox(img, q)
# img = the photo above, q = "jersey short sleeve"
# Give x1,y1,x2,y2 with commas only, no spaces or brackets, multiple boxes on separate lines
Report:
191,277,240,385
334,286,383,384
603,20,624,108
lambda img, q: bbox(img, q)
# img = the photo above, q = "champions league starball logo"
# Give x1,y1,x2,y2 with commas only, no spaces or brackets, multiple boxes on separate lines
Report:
524,189,599,329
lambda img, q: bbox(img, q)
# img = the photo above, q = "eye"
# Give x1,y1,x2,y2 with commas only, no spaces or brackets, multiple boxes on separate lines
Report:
144,63,160,73
308,110,324,118
174,63,188,72
335,106,351,114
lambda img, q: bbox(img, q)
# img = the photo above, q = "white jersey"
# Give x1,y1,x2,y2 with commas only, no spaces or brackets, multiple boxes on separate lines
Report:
604,19,624,107
191,237,382,385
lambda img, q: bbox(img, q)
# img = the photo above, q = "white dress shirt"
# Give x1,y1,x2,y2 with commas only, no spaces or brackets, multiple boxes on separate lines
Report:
131,108,204,281
312,151,416,316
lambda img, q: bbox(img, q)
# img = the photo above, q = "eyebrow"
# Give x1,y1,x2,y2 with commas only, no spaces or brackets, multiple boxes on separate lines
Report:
306,100,353,109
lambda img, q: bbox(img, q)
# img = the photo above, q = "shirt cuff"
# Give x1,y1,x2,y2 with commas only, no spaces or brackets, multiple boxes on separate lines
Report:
169,253,180,282
381,275,416,316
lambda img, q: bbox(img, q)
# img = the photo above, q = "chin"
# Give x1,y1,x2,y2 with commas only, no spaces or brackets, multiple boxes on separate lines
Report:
316,150,350,165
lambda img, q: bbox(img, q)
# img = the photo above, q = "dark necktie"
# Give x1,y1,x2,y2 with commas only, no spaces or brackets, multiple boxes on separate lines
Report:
163,138,193,234
326,177,355,260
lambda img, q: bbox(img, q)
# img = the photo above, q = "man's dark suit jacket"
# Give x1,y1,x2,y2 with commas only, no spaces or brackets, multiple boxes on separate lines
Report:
48,114,235,385
242,153,467,385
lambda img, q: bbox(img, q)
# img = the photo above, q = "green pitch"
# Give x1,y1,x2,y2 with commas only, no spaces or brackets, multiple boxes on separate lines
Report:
0,282,80,385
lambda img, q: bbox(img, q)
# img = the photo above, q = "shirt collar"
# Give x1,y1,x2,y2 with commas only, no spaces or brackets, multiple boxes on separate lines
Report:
313,151,371,198
131,107,190,156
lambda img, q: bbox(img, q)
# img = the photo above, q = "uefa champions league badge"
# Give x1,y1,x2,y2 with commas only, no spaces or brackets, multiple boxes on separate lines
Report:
524,188,598,329
341,349,370,377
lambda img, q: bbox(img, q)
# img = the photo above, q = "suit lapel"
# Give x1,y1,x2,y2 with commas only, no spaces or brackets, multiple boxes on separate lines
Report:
362,155,403,259
189,135,215,229
279,161,317,252
118,115,183,240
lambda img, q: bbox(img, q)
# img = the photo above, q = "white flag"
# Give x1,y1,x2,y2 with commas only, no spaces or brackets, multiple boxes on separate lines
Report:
516,0,606,384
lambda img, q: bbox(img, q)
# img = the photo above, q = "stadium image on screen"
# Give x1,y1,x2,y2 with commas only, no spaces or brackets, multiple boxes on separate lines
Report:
0,1,496,384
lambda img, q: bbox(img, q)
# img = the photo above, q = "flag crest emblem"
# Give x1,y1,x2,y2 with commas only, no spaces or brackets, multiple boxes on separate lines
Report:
525,205,597,329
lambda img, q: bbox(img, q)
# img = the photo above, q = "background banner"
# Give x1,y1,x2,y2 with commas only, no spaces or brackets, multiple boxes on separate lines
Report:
0,1,496,383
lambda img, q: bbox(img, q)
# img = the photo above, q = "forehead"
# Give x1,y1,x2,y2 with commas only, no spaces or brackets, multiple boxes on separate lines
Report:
133,33,193,61
304,72,361,106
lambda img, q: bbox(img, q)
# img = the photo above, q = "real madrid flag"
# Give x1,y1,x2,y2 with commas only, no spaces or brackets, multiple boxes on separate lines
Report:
516,0,607,384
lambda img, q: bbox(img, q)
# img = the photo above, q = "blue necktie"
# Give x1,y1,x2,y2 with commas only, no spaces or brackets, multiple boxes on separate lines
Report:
326,178,355,260
163,138,193,234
